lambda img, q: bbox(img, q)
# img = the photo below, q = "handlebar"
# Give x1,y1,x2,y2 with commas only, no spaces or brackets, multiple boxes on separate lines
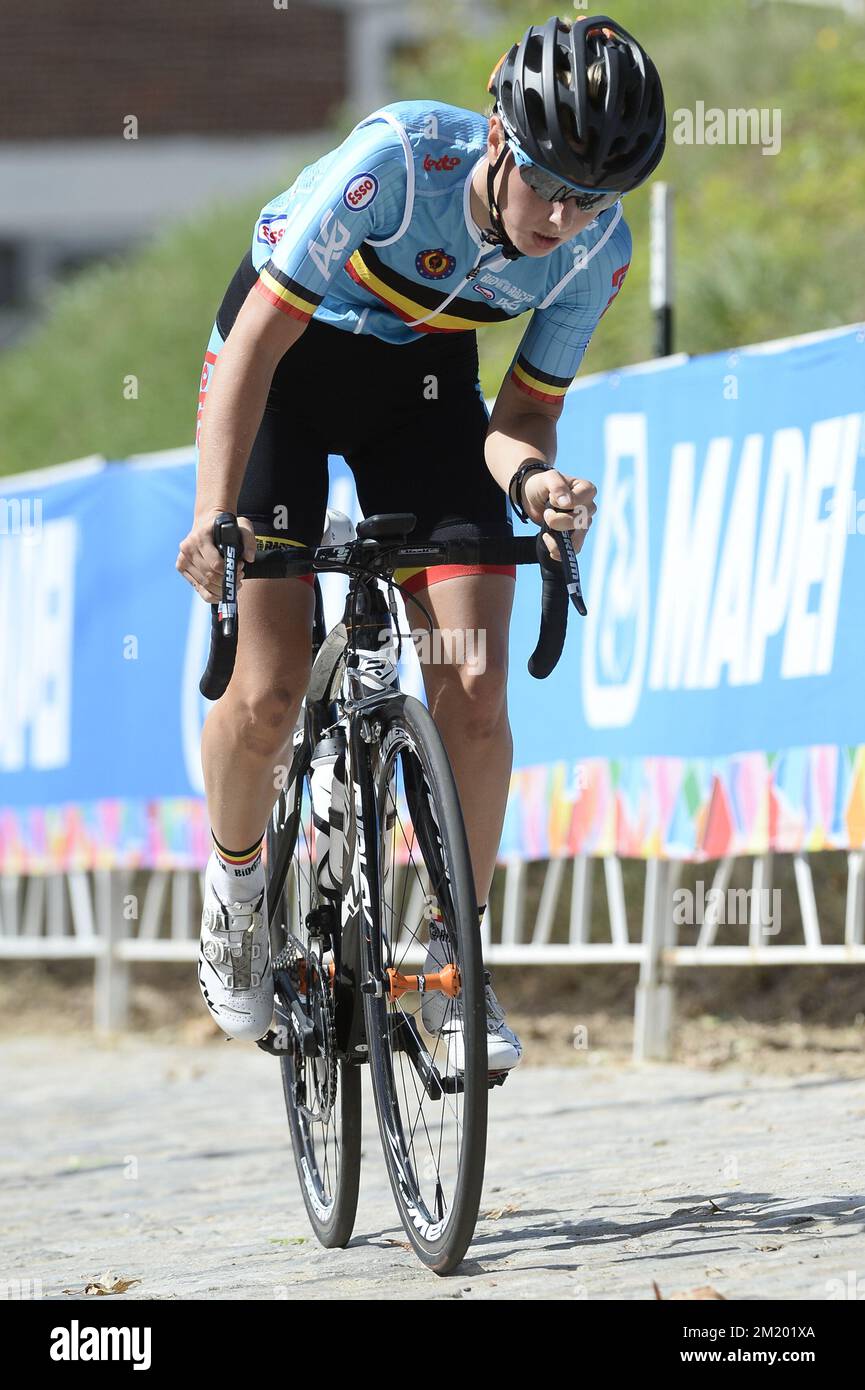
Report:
198,515,587,700
197,512,243,700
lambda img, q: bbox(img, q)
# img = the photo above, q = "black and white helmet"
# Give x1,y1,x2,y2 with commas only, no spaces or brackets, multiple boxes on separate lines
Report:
488,14,666,195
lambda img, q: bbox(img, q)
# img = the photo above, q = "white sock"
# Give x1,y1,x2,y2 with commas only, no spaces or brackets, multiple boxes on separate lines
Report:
208,836,265,904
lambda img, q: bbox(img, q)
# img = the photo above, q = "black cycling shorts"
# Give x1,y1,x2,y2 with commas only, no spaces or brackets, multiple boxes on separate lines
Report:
195,252,516,594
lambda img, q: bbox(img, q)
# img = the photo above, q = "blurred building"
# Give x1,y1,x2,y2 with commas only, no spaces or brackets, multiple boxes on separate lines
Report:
0,0,496,348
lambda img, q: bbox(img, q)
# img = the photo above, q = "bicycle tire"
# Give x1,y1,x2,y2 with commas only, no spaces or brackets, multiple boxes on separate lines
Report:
267,755,362,1249
360,694,487,1274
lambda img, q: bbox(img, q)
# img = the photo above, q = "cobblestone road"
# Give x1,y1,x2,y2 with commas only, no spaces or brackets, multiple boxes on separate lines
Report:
3,1037,864,1301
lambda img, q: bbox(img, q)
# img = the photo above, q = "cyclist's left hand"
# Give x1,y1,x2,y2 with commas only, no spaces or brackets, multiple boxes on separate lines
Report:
521,469,597,559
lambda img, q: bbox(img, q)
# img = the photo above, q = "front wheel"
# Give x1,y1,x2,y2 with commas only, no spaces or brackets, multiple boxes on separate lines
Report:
267,759,362,1249
361,694,487,1274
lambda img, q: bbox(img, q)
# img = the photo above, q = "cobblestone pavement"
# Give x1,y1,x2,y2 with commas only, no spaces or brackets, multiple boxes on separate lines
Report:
3,1037,864,1301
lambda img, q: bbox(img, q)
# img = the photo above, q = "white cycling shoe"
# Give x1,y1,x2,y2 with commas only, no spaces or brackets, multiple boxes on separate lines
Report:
429,972,523,1075
197,860,274,1042
421,915,522,1073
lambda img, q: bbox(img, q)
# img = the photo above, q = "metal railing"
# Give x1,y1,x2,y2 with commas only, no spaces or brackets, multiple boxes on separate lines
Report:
2,850,863,1056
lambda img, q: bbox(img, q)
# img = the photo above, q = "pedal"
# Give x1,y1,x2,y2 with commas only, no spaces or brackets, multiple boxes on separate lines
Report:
487,1071,509,1089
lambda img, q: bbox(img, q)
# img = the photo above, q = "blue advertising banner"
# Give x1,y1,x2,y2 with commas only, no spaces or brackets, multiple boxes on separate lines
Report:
1,322,864,869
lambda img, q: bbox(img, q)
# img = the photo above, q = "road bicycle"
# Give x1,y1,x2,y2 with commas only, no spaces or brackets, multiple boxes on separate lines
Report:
199,508,583,1273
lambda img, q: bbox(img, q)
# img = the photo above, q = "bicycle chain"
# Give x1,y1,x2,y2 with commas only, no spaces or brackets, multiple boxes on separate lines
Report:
274,935,338,1121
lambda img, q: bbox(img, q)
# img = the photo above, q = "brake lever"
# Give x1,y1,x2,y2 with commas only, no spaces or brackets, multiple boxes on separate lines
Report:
551,527,588,617
213,512,244,635
198,511,244,701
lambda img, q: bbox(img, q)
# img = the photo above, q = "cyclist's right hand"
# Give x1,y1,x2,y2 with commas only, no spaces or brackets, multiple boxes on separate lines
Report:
176,509,257,603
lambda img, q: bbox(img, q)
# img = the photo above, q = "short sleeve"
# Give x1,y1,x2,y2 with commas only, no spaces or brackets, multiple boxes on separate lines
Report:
252,119,408,323
508,214,632,405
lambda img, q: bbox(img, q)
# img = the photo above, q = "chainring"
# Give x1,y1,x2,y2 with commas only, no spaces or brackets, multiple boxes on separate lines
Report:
276,936,338,1124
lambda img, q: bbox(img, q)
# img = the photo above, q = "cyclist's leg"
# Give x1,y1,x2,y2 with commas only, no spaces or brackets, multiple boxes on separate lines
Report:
193,313,330,1040
401,571,514,909
345,329,515,907
195,318,328,852
201,573,315,852
344,327,522,1068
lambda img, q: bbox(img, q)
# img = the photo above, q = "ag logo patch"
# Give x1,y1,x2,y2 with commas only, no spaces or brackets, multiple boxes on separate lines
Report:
416,248,456,280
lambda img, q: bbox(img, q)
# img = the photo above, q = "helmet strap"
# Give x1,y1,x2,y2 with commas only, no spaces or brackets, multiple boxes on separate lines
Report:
482,144,523,261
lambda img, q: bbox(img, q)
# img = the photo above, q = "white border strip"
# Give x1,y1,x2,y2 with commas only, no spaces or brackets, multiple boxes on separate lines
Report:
738,321,865,357
0,454,106,493
566,320,865,395
361,110,415,248
125,446,196,470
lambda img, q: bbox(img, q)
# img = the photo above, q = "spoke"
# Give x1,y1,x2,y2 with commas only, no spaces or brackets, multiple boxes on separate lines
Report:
387,996,443,1215
283,775,343,1213
375,734,475,1236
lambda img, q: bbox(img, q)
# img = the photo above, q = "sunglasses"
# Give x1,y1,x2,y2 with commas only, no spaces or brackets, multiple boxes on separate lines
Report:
517,159,621,213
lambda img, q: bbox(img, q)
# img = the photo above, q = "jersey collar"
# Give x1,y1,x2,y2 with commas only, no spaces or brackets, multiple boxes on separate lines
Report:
463,156,492,248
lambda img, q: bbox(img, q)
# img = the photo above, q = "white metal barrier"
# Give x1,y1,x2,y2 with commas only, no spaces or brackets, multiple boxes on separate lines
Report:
2,851,863,1057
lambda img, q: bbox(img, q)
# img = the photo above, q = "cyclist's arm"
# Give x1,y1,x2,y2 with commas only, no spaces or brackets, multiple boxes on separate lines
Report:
486,380,593,555
485,374,562,500
195,293,308,522
485,215,632,543
195,119,408,523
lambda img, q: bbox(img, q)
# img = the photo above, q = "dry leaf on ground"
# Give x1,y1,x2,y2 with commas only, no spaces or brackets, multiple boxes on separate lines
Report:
77,1272,141,1296
653,1281,726,1300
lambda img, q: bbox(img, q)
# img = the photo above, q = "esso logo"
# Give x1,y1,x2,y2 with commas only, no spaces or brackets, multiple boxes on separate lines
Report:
256,215,286,248
342,173,379,212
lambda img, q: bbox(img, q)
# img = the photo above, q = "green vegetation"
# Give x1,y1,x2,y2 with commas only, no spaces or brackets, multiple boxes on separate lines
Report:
2,0,863,474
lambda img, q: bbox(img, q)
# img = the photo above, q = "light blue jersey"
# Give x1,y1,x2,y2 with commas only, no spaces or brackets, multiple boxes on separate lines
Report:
252,101,632,404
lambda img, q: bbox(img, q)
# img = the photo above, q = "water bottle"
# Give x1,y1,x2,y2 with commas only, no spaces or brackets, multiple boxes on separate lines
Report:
309,730,347,897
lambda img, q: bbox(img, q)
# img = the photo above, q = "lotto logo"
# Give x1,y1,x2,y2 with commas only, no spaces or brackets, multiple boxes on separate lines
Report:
342,173,379,212
423,154,461,172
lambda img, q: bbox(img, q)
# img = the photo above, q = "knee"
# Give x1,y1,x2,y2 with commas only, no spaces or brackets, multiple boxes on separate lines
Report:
430,658,509,740
230,679,306,758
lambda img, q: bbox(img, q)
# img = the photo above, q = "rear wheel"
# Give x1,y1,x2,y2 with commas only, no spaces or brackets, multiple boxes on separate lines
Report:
267,751,361,1248
362,694,487,1274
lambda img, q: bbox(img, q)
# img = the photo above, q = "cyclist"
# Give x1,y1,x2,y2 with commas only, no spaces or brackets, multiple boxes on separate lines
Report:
178,15,665,1068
